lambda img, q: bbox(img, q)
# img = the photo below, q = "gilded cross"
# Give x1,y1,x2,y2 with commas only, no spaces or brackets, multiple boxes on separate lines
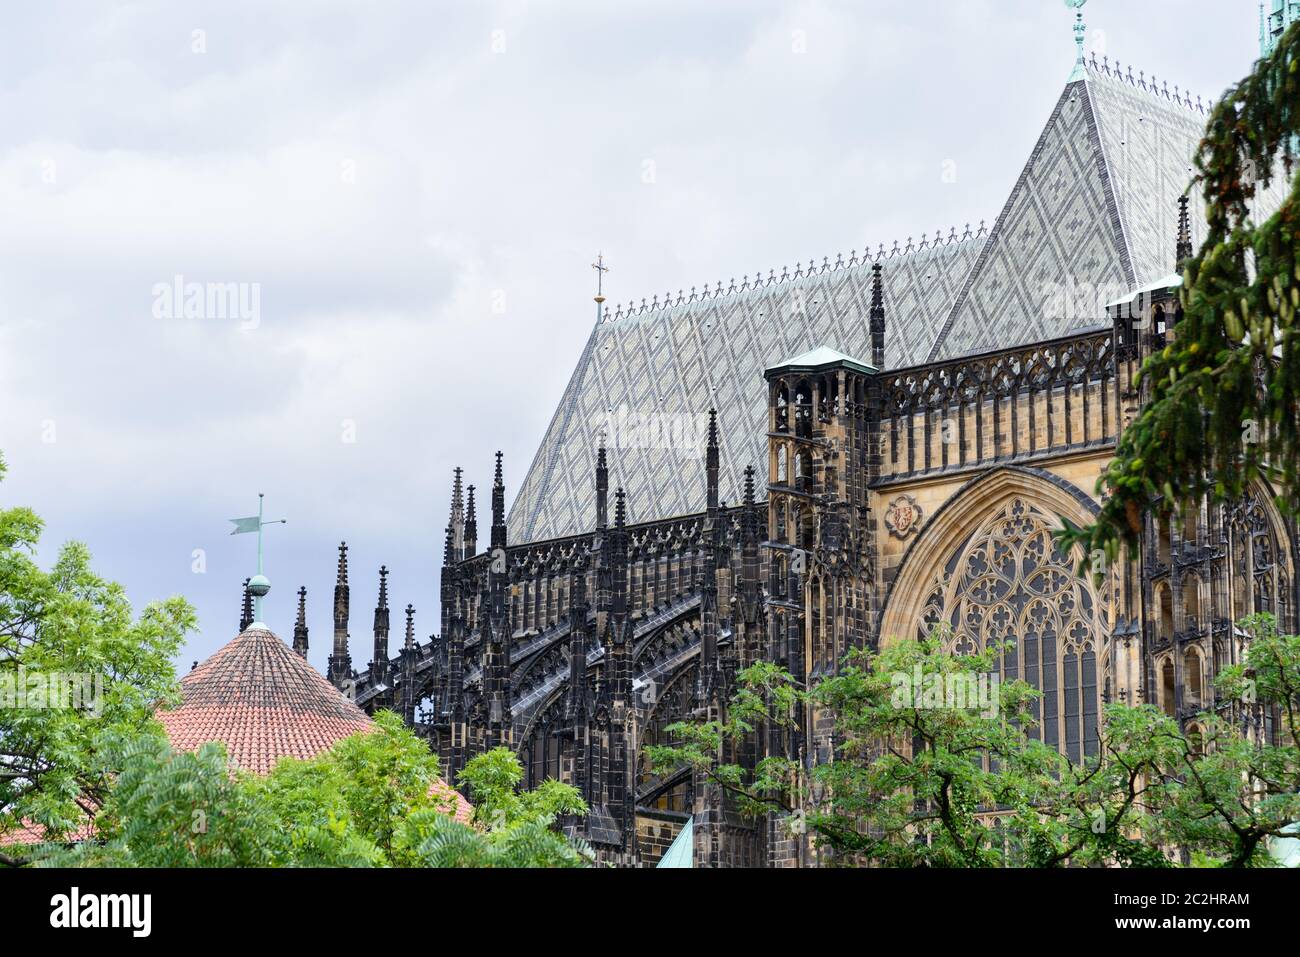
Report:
591,253,610,299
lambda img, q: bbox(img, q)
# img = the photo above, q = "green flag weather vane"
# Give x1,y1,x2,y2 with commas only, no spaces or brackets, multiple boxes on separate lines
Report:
229,493,287,625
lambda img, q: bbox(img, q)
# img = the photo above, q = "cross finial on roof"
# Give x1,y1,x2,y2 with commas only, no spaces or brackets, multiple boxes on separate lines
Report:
591,254,609,322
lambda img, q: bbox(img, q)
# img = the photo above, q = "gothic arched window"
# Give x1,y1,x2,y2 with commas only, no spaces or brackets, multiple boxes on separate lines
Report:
916,497,1107,763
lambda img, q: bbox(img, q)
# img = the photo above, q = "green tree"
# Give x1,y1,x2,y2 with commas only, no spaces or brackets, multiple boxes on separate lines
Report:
1148,613,1300,867
398,748,592,868
256,711,441,867
0,452,195,865
1062,23,1300,563
650,618,1300,867
456,746,587,831
404,812,593,868
37,738,285,868
34,713,592,868
651,635,1088,866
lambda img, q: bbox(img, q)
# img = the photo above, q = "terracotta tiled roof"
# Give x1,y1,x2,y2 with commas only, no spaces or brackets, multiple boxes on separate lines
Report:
157,626,374,775
0,819,93,848
156,625,472,822
4,626,472,850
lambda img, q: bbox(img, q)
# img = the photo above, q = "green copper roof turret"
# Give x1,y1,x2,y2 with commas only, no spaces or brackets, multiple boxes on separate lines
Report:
1066,0,1088,83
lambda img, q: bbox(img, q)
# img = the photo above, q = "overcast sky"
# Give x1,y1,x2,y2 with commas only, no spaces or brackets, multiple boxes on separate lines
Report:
0,0,1265,673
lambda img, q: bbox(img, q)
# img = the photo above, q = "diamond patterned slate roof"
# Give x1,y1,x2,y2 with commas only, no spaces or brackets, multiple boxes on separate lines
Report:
510,235,985,542
929,58,1292,361
510,55,1295,544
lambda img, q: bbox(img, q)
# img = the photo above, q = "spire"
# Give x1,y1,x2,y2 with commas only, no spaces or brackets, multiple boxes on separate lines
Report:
706,409,719,512
464,485,478,558
565,555,590,722
399,603,418,725
1176,194,1193,266
239,578,253,633
328,541,352,686
229,492,285,626
612,487,628,623
444,468,465,566
870,261,886,369
292,586,309,658
738,466,762,627
595,440,609,530
372,565,391,673
490,451,507,550
1066,0,1087,82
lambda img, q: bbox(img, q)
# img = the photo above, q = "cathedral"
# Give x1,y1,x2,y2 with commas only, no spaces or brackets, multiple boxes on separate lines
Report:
261,7,1299,867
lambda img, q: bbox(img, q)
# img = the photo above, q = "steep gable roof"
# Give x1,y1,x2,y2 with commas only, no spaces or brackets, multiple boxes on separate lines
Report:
929,55,1292,362
509,52,1296,543
927,68,1137,361
509,233,985,543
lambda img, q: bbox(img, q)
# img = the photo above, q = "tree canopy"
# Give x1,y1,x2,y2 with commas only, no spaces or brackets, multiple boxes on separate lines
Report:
1062,23,1300,563
0,451,195,865
648,616,1300,868
29,713,592,868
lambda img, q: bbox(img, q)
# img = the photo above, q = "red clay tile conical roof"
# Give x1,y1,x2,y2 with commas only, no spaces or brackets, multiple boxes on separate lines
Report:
4,627,471,849
155,627,472,824
157,626,374,774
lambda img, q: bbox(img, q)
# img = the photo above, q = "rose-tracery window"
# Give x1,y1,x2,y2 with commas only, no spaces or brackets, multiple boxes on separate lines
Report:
918,497,1106,762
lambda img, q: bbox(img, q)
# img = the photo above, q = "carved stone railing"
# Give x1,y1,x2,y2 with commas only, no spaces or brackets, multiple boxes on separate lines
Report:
875,329,1118,484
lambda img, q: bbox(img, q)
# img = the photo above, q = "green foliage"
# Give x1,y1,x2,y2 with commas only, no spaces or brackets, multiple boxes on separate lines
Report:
648,618,1300,868
1148,614,1300,866
1062,23,1300,562
0,451,196,863
234,710,451,867
38,737,283,868
457,746,587,831
403,812,594,868
255,756,386,867
323,710,445,860
32,713,593,867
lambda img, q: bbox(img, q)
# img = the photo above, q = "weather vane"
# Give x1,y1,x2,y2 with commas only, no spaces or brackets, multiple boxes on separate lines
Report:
229,493,287,626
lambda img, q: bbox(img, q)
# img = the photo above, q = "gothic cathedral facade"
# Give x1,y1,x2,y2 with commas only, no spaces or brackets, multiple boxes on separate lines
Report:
324,50,1299,866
